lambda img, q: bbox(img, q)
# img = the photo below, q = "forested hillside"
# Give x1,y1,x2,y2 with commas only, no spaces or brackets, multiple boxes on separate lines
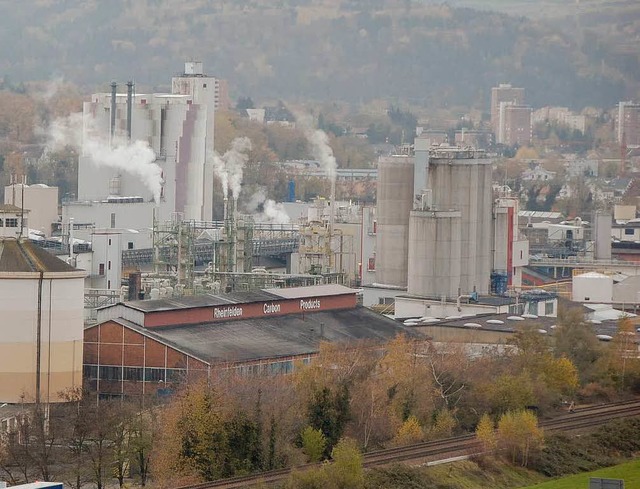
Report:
0,0,638,109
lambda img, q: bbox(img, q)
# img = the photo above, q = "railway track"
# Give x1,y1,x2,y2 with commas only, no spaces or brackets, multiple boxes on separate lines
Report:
175,399,640,489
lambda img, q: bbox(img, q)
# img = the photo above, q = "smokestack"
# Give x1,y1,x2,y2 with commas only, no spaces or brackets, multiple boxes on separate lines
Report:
126,81,133,141
110,82,117,142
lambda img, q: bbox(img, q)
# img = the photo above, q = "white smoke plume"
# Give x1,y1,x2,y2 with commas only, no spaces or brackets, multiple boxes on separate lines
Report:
261,199,291,224
210,136,252,200
242,187,291,224
211,151,228,199
296,113,337,181
47,114,163,203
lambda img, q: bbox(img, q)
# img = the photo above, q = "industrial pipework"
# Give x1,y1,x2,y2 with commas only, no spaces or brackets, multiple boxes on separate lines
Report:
110,82,117,143
126,81,134,141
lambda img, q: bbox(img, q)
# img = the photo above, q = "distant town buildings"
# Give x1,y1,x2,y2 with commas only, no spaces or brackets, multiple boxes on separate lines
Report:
499,104,533,146
533,107,587,134
491,84,525,140
617,101,640,147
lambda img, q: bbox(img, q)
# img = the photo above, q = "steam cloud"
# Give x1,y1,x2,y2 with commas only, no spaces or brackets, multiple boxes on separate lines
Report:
47,113,163,203
296,113,337,182
210,136,252,200
243,187,290,224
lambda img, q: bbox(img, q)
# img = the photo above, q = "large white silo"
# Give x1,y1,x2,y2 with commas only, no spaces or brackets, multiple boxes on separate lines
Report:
428,154,493,295
0,239,85,403
407,209,462,298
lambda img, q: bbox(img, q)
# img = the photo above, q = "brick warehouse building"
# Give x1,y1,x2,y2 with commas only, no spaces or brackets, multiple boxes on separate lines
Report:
85,285,416,398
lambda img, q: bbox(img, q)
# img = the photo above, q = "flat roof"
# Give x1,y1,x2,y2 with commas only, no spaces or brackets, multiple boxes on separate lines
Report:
396,294,520,307
265,284,356,299
112,307,418,365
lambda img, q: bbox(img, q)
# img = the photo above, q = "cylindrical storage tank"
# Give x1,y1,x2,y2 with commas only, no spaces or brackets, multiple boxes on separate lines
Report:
429,157,493,294
407,209,462,298
593,211,612,260
0,240,85,403
572,272,613,302
376,156,414,287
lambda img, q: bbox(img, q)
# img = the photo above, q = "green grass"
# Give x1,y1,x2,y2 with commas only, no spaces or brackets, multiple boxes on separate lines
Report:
521,460,640,489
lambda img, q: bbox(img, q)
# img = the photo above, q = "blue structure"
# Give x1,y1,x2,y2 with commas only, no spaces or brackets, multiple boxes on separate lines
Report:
490,270,508,295
288,180,296,202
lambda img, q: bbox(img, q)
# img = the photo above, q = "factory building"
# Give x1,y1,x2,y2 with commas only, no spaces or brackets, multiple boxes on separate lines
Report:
0,204,28,239
85,284,415,398
65,62,218,254
5,182,58,237
369,139,533,316
0,238,85,403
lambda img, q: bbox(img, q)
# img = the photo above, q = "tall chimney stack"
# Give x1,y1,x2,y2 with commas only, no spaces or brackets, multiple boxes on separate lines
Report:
110,82,117,143
126,81,134,141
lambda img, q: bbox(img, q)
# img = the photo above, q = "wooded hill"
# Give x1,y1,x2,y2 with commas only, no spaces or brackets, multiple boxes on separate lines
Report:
0,0,638,109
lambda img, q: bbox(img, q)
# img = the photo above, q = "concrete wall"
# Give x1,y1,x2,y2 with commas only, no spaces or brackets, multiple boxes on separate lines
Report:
5,184,59,236
62,201,154,249
407,210,462,298
172,73,216,221
375,156,414,287
91,232,123,290
0,275,84,403
613,275,640,304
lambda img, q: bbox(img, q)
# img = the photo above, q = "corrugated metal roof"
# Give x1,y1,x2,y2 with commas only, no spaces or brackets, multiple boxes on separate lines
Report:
118,307,419,364
265,284,356,299
0,239,78,273
519,210,563,219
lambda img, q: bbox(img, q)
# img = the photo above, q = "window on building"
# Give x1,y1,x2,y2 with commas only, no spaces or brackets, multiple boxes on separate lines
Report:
5,218,18,228
128,242,134,250
110,213,116,229
99,366,122,381
545,301,554,315
98,263,105,276
203,83,207,88
0,219,3,227
166,369,187,382
108,261,111,271
84,365,98,380
144,368,165,382
625,228,634,235
367,257,375,271
123,367,143,381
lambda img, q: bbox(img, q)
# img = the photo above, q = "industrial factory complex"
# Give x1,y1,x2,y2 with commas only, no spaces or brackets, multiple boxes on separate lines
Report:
1,66,639,404
85,284,415,398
